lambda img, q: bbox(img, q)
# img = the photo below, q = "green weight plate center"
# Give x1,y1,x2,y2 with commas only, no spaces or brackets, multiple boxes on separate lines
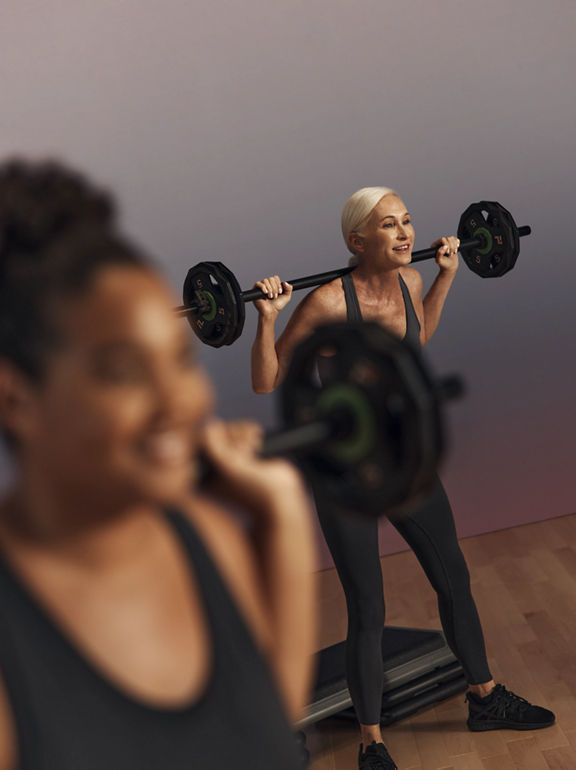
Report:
200,290,217,321
472,226,493,256
317,383,376,462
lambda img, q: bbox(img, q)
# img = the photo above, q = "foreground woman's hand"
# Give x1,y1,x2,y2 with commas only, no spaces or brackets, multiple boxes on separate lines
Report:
195,418,317,722
199,418,309,516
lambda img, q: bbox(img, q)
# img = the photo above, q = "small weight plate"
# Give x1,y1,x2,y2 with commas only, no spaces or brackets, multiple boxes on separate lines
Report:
490,202,520,276
458,201,520,278
183,261,245,347
208,262,246,346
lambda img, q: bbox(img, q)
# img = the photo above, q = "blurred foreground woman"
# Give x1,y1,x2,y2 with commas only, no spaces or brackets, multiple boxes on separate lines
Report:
0,160,316,770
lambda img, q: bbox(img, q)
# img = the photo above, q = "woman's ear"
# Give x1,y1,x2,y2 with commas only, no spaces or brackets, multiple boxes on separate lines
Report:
0,361,39,442
348,231,365,254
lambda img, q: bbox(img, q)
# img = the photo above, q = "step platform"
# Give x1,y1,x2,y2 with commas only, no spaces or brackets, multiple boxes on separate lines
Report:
296,626,467,729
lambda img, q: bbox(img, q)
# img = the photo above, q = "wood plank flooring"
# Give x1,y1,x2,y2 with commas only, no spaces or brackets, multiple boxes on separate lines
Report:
307,513,576,770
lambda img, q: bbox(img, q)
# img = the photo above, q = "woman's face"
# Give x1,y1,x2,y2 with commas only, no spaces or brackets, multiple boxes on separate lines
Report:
8,266,213,509
351,194,415,267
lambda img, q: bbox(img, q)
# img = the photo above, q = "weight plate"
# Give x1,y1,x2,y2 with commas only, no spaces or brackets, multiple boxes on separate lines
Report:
182,261,245,347
209,262,246,346
280,322,445,516
458,201,520,278
491,202,520,276
317,383,377,463
199,290,217,321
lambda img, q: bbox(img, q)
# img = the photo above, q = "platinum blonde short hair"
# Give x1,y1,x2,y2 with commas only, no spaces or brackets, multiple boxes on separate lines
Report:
341,187,397,263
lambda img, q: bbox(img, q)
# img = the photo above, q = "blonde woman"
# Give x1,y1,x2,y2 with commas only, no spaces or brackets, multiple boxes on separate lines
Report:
251,187,554,770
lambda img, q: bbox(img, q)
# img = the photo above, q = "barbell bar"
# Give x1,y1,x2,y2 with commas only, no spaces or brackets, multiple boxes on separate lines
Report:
178,220,529,315
177,200,531,347
174,265,356,317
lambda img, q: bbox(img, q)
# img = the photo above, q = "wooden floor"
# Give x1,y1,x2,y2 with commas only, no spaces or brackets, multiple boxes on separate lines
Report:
307,513,576,770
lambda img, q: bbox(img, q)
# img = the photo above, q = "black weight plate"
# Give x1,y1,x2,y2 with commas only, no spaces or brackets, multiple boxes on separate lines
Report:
458,201,520,278
476,201,518,278
458,203,494,277
209,262,246,346
183,261,245,347
183,263,235,347
490,202,520,276
492,216,515,276
280,322,445,516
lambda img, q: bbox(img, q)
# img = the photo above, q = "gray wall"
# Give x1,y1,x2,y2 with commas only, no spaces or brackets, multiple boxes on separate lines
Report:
2,0,575,567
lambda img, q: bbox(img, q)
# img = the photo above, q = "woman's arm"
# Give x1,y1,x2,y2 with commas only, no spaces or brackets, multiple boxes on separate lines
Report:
0,674,15,770
250,276,293,393
251,277,338,393
189,420,318,722
421,236,460,345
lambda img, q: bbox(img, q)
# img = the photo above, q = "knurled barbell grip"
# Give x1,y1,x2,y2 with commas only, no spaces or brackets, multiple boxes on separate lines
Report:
411,225,531,265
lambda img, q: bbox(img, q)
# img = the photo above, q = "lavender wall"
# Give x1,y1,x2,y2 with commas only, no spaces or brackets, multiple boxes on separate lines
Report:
1,0,575,567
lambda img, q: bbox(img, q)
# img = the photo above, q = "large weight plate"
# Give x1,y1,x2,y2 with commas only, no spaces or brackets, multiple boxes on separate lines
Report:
457,201,520,278
280,322,445,516
182,261,245,347
497,203,520,274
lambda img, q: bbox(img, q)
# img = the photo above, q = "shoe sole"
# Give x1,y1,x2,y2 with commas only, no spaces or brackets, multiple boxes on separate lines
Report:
467,718,556,732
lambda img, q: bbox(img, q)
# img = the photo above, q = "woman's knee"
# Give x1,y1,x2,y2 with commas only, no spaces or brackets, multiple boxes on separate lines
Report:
347,592,385,632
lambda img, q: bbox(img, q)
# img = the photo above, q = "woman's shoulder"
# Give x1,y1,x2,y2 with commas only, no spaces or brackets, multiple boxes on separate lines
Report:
179,495,260,595
178,496,272,649
399,266,423,295
296,277,345,318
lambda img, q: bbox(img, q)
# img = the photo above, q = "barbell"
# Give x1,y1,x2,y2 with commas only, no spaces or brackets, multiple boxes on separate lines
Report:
177,200,531,348
202,321,463,516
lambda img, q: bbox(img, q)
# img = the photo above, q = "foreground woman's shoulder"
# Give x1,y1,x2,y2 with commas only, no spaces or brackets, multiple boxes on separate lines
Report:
0,672,15,770
179,496,272,649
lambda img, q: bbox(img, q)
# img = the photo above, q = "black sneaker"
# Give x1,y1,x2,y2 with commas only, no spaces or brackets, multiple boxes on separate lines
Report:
466,684,555,731
358,741,398,769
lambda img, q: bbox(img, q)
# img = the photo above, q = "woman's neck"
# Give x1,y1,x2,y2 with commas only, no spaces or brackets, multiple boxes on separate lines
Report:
352,261,401,296
0,477,160,568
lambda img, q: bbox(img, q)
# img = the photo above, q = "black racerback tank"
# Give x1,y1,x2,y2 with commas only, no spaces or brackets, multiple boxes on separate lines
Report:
0,510,302,769
341,271,421,348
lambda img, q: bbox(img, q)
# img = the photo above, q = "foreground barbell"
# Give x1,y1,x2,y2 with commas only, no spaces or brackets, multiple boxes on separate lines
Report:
201,321,463,516
177,200,531,348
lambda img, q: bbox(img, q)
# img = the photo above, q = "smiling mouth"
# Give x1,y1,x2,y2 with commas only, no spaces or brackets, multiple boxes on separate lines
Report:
393,245,411,252
138,431,192,467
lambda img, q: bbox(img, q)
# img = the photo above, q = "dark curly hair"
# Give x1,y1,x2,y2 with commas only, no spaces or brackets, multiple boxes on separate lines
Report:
0,158,150,380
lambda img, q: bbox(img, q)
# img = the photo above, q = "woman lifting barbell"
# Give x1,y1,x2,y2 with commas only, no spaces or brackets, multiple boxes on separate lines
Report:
0,159,316,770
250,187,554,770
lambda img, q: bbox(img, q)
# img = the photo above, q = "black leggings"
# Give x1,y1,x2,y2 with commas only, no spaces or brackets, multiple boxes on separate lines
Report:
315,477,492,725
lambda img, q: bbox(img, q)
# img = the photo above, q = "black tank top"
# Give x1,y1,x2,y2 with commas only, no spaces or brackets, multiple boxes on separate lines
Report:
341,271,421,349
0,510,301,770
